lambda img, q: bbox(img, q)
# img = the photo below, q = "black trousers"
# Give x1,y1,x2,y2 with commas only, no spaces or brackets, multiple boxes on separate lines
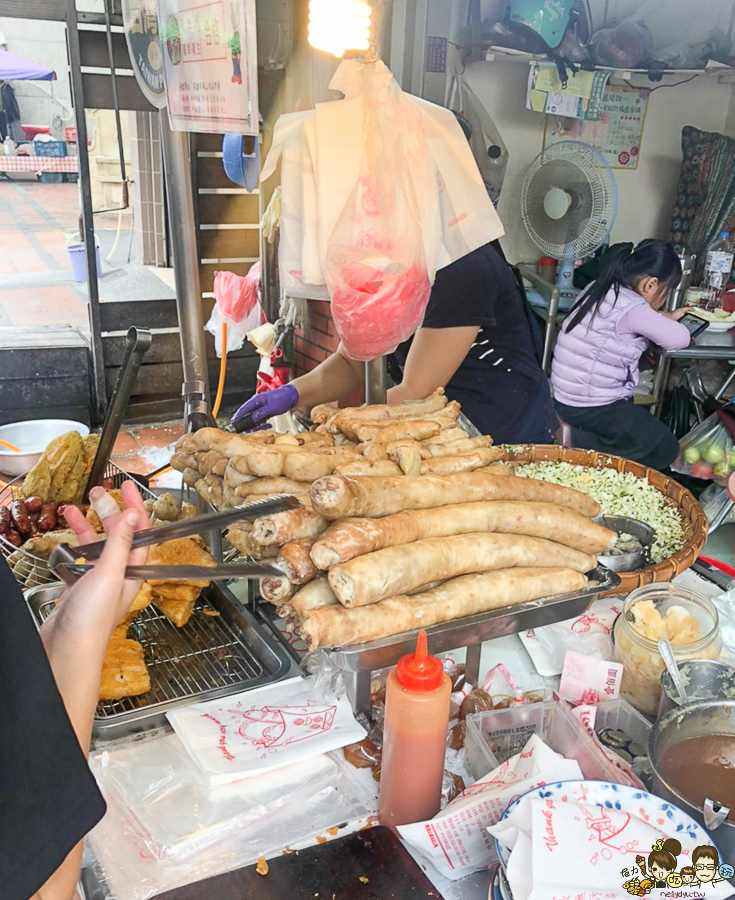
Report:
554,398,680,471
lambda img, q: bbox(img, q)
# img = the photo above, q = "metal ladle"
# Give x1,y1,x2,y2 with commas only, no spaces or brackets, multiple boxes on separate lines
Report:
658,638,689,705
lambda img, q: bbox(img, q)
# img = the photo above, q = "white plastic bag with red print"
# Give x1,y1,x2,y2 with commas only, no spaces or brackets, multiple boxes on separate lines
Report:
323,64,434,361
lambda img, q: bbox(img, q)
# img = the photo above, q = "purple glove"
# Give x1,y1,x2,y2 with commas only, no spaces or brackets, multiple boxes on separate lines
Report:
231,383,299,431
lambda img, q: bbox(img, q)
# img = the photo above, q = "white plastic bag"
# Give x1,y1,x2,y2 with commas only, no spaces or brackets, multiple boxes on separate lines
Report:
87,733,374,900
323,63,433,360
259,60,504,300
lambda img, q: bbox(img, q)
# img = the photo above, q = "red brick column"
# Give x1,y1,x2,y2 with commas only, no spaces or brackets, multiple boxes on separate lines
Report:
292,299,365,408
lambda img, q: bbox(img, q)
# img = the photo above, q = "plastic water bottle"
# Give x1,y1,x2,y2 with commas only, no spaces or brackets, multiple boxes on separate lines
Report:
703,232,734,306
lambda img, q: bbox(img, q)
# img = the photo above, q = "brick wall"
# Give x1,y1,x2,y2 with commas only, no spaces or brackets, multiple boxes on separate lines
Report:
293,299,365,408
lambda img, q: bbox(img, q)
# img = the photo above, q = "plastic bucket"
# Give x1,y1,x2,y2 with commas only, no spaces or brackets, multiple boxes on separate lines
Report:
66,238,101,282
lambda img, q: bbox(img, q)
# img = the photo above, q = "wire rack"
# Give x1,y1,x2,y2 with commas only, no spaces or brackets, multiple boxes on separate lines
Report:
31,589,266,721
0,462,152,590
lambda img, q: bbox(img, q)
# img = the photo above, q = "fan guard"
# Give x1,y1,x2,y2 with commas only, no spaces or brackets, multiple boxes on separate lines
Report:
521,141,617,260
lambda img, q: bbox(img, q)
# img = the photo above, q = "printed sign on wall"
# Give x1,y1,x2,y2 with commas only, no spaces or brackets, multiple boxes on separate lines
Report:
157,0,259,134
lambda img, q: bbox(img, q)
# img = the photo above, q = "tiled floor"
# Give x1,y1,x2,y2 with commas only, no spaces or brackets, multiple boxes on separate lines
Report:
0,177,147,329
0,179,92,328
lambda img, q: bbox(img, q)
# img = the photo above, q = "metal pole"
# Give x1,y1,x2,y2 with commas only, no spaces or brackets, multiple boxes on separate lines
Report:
159,112,211,431
103,0,129,208
365,356,388,404
66,0,107,425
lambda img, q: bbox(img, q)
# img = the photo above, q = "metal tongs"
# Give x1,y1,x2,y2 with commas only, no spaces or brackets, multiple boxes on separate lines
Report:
49,495,299,585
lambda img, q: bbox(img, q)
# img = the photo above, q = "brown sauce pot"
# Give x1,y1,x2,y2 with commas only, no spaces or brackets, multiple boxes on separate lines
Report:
650,700,735,868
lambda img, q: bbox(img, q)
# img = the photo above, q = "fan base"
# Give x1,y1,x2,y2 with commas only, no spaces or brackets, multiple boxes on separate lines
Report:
526,287,578,314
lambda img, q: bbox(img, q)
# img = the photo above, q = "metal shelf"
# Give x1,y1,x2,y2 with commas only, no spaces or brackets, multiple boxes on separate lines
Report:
480,46,731,81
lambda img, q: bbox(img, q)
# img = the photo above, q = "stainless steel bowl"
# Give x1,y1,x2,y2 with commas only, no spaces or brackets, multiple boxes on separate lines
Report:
659,659,735,716
0,419,89,478
650,700,735,866
595,515,656,573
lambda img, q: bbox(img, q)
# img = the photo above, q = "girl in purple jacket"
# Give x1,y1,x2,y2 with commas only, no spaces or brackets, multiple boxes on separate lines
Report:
551,240,690,470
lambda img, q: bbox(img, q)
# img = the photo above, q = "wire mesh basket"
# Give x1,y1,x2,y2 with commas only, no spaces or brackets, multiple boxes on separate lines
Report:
0,463,152,590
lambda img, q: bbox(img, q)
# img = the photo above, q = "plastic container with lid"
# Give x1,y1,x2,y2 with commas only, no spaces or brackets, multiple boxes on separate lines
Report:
378,630,451,828
613,584,722,716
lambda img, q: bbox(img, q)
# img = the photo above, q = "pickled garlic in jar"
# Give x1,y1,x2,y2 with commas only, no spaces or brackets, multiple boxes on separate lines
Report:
629,600,703,644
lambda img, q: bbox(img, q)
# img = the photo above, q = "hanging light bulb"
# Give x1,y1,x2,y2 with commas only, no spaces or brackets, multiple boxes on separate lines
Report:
308,0,373,59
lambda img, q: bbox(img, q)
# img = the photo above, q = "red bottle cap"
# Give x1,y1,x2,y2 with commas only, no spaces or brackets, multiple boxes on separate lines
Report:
395,630,444,692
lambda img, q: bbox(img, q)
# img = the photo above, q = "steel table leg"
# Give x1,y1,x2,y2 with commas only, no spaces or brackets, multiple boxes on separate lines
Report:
651,355,672,417
715,363,735,401
344,670,372,717
465,642,482,686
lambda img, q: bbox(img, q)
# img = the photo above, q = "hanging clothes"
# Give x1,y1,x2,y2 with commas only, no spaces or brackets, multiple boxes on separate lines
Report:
1,82,21,126
670,125,735,280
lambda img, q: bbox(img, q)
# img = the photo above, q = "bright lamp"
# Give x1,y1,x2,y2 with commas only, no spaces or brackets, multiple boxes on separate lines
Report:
308,0,373,58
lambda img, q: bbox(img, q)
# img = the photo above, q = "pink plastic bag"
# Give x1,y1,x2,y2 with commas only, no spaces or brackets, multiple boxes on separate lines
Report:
206,264,265,356
213,264,261,321
323,65,432,361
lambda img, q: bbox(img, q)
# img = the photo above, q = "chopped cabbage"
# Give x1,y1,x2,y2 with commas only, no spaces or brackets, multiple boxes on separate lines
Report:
515,461,685,563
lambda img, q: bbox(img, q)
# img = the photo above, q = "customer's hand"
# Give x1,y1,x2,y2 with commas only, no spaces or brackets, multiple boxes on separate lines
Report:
231,383,299,430
43,481,149,642
662,306,694,321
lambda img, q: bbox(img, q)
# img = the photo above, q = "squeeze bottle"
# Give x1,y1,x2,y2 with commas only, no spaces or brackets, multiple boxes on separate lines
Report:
378,630,451,828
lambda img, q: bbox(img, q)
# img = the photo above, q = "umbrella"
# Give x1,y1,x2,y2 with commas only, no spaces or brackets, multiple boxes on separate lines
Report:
0,49,56,81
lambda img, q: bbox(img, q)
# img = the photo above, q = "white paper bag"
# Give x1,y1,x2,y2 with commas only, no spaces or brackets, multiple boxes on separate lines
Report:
490,790,734,900
398,734,582,880
167,679,366,785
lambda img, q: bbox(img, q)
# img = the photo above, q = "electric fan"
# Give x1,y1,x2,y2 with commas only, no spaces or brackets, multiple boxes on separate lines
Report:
521,140,617,312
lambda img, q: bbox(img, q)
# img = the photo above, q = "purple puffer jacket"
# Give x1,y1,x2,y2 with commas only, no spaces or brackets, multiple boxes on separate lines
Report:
551,285,676,407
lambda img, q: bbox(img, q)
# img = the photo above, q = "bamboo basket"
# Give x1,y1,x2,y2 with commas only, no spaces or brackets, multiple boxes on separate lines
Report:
501,445,709,595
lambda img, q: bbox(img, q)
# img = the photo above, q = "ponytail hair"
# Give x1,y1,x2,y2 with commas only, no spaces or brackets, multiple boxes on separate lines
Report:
565,239,682,332
648,838,681,874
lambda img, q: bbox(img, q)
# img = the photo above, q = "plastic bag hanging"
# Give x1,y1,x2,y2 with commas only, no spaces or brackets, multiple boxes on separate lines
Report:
323,63,432,361
205,265,266,356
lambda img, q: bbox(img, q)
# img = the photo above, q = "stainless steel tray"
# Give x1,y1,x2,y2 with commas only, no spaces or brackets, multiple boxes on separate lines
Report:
325,565,621,673
26,581,294,740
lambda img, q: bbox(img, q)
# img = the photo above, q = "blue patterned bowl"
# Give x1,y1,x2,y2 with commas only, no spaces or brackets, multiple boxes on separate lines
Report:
495,779,720,871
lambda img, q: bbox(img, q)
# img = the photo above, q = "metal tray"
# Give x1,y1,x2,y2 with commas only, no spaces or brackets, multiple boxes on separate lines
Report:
26,580,294,740
325,565,621,673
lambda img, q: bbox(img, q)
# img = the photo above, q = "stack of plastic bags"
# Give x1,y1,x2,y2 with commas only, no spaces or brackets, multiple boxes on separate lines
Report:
260,59,504,360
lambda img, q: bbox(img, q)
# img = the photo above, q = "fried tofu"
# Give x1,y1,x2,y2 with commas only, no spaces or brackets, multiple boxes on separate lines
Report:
146,537,216,628
122,581,153,623
146,537,216,587
152,585,201,627
99,630,150,700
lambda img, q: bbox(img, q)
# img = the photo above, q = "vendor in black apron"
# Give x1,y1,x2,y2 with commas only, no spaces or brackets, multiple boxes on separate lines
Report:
232,240,558,444
2,483,148,900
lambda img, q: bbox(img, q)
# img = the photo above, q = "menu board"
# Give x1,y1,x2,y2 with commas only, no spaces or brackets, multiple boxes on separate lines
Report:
544,85,649,170
157,0,258,134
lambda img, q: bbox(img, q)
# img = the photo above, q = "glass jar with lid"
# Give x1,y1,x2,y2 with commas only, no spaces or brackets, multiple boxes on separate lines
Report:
613,584,722,716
